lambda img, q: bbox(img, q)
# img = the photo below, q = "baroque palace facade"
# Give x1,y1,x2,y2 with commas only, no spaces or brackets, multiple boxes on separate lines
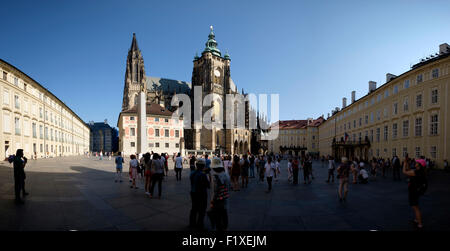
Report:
0,59,90,159
118,27,252,156
317,43,450,167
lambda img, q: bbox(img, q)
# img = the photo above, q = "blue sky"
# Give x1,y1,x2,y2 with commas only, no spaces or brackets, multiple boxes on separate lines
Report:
1,0,449,127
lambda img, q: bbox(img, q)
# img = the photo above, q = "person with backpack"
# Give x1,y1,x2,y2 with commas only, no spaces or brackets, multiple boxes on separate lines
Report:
337,157,351,202
12,149,28,204
326,156,336,183
115,152,125,183
240,155,250,188
209,157,231,231
189,158,209,230
403,158,427,230
292,157,299,185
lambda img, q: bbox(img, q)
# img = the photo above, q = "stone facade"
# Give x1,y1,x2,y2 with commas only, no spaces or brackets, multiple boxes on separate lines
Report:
88,120,118,153
318,43,450,168
0,59,90,159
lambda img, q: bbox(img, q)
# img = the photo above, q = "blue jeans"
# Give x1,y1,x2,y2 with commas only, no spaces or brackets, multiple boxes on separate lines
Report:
250,164,255,177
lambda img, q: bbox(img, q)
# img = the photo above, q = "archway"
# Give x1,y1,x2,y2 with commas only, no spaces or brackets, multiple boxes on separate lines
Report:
239,141,243,155
234,140,238,155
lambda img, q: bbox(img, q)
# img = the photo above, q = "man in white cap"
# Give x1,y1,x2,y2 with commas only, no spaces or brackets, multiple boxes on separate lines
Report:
209,157,231,231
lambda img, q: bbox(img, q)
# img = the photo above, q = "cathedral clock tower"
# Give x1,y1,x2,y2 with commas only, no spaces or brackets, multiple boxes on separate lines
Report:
122,33,147,111
187,26,233,151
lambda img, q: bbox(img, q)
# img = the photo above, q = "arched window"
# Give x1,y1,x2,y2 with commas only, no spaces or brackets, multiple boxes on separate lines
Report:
133,63,138,82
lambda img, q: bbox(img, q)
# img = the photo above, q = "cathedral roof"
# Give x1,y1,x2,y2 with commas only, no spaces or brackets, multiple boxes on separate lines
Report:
146,76,191,94
130,33,139,52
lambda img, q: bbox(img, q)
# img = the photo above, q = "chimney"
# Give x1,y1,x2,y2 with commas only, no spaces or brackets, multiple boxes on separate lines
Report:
368,81,377,93
351,91,356,103
342,97,347,109
386,73,396,82
439,43,450,54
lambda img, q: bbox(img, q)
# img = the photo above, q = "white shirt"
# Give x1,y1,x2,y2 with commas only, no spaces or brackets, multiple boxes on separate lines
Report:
175,156,183,169
287,162,293,174
360,169,369,179
328,160,335,170
265,162,276,177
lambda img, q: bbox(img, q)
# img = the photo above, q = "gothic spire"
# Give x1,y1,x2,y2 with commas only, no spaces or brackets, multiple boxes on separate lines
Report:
130,33,139,52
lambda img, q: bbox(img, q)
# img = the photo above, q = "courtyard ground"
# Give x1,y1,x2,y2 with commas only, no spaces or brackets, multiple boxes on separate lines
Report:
1,156,449,231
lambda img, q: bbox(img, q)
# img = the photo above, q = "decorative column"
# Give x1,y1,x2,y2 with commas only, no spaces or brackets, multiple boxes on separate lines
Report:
137,88,147,154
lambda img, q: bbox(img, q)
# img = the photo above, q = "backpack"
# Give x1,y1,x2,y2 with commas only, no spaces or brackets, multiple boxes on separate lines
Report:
416,172,428,196
214,175,229,201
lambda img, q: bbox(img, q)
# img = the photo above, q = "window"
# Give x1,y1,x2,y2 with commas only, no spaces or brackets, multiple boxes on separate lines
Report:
175,130,179,137
384,126,388,141
45,127,48,140
430,146,437,159
165,129,169,137
402,120,409,137
130,128,135,136
417,74,423,83
393,85,398,94
149,143,154,148
32,123,37,138
432,68,439,79
393,103,398,115
175,143,180,148
403,147,408,158
403,98,408,111
14,95,20,109
155,142,160,148
353,120,356,128
130,116,135,120
359,118,362,126
165,143,169,148
15,117,20,135
415,147,421,158
370,112,373,123
392,148,396,157
3,112,11,133
165,118,169,123
415,118,422,137
430,114,438,135
155,129,160,137
365,115,368,124
14,77,18,86
384,90,389,98
392,123,398,139
39,125,43,139
404,80,410,89
384,107,388,118
376,128,380,142
155,118,159,122
431,89,438,104
416,94,422,108
376,110,381,121
2,71,7,81
3,90,9,105
39,108,43,119
131,142,135,147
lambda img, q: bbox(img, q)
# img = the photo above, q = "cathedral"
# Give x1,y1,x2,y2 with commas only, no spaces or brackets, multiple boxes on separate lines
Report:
119,27,252,155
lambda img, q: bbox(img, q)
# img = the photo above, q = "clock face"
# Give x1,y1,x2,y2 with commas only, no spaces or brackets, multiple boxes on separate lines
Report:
214,69,221,77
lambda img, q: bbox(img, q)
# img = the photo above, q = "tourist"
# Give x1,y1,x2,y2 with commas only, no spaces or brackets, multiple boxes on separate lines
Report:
371,158,378,180
223,155,230,175
358,164,369,184
175,152,183,181
303,156,311,184
99,151,103,160
393,155,401,180
308,155,314,180
12,149,28,204
403,158,428,230
326,156,335,183
249,154,256,178
139,153,145,180
258,155,266,183
350,158,358,184
189,158,209,230
115,152,124,183
292,157,299,184
149,153,164,198
144,153,152,196
129,154,139,189
274,157,281,183
265,156,276,192
209,157,231,231
230,155,241,191
336,157,350,202
240,154,249,188
287,159,293,183
189,155,196,171
205,154,211,171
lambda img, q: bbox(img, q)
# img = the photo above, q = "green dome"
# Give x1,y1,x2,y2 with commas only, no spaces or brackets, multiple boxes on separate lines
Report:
203,26,221,57
224,51,230,60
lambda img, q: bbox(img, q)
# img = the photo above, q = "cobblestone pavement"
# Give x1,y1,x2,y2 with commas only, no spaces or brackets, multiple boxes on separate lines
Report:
1,156,449,231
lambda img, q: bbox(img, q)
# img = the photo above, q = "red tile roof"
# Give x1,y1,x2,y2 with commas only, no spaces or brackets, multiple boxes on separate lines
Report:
270,117,324,129
122,102,173,117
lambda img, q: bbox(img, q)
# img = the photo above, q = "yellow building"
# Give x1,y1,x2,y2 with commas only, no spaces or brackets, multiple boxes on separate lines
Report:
268,117,324,156
318,43,450,168
1,59,90,159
